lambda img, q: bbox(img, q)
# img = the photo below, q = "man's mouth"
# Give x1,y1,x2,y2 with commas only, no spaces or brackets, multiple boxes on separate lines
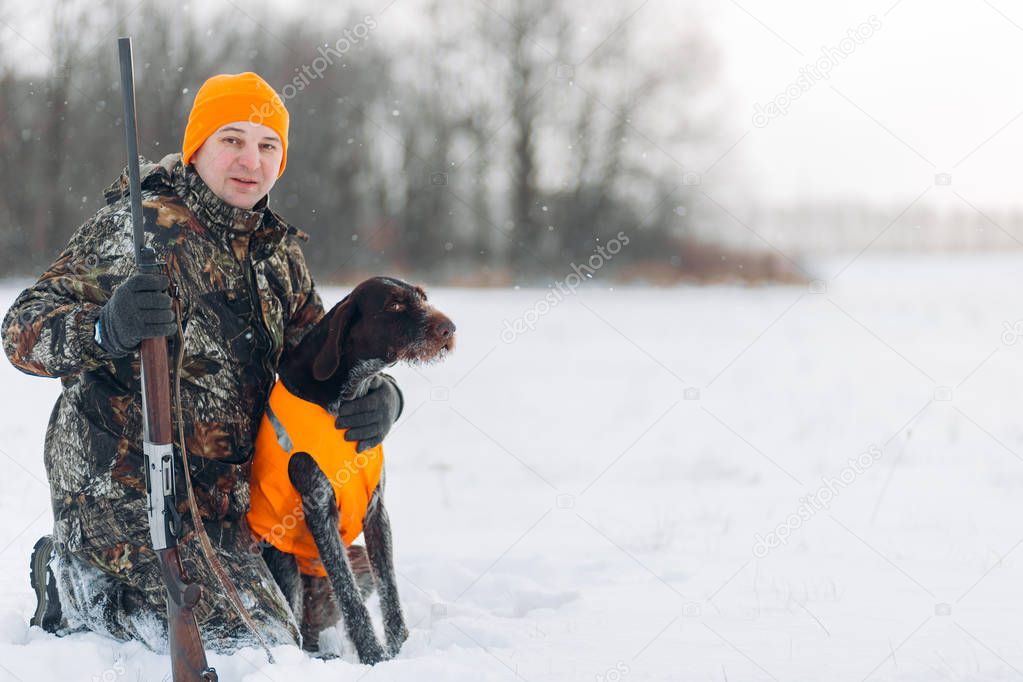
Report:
231,177,259,188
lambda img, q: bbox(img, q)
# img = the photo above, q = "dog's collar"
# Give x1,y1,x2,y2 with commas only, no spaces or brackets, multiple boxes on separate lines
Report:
276,358,388,416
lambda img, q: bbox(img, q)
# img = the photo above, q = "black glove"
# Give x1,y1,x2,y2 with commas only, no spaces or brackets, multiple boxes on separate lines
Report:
334,375,404,453
95,272,177,357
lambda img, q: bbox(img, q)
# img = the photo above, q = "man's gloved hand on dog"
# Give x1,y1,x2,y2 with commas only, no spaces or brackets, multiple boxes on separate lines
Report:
334,375,404,452
95,272,177,357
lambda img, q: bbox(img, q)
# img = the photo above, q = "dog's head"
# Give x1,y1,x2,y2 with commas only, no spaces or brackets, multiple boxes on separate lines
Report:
312,276,456,382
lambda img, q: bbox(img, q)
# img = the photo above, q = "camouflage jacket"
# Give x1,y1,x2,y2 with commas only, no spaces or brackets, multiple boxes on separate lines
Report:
1,153,325,567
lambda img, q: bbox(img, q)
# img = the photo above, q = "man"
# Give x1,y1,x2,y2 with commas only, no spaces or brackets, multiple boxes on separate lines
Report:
1,72,402,653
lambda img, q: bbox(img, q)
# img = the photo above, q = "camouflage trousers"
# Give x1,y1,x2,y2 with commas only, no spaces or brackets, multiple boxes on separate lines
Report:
52,513,304,653
51,518,372,655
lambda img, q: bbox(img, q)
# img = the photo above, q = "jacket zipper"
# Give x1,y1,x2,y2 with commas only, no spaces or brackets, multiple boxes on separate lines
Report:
244,253,276,405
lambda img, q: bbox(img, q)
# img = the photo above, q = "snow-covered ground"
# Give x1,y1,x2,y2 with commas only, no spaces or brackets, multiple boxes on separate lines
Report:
3,253,1023,680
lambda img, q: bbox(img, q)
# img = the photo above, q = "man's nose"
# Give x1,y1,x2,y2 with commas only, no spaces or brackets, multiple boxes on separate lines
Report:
237,143,260,170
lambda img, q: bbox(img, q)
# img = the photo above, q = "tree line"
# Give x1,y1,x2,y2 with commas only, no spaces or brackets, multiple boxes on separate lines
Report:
0,0,797,285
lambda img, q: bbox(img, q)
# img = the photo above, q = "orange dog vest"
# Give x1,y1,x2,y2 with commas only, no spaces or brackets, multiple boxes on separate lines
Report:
247,380,384,576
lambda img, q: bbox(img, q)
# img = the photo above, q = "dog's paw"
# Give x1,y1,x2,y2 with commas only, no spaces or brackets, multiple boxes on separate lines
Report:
357,639,388,666
286,451,319,489
385,622,408,658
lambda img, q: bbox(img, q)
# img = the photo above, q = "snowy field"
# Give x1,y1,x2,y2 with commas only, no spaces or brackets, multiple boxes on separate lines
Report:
3,253,1023,680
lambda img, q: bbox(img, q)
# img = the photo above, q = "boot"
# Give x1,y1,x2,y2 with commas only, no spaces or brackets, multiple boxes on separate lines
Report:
29,535,62,633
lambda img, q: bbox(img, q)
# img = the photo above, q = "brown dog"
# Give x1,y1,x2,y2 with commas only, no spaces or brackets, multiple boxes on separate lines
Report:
248,276,455,662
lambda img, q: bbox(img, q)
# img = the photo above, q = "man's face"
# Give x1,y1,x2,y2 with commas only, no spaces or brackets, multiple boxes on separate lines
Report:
190,121,284,210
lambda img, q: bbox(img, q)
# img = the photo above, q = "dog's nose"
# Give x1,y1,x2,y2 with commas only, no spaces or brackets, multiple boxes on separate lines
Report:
434,318,456,338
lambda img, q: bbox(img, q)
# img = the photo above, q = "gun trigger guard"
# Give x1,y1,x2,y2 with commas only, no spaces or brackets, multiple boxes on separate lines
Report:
165,497,183,539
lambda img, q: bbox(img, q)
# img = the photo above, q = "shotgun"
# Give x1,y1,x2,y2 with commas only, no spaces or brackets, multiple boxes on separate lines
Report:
117,36,217,682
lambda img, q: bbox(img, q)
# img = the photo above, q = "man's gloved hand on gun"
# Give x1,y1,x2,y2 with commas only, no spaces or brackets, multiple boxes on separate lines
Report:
95,272,177,357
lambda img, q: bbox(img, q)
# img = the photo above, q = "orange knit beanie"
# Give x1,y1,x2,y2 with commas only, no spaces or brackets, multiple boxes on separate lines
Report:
181,72,290,177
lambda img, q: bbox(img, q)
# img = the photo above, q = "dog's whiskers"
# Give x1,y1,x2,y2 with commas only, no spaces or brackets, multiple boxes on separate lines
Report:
398,337,451,365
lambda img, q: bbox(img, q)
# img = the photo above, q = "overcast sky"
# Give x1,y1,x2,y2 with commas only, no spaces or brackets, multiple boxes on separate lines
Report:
699,0,1023,209
3,0,1022,209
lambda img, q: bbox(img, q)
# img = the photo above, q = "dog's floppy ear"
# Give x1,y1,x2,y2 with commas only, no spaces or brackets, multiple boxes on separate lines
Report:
312,295,355,381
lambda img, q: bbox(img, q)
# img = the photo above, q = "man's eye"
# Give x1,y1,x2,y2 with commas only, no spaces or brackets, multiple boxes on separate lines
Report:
261,143,277,151
223,137,240,145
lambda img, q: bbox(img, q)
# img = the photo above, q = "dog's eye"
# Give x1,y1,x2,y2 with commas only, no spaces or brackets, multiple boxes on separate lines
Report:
387,302,405,313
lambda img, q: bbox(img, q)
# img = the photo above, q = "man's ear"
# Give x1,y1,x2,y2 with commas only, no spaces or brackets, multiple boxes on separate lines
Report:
312,295,355,381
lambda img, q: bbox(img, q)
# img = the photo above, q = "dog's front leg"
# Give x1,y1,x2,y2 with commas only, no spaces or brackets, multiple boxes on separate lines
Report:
288,451,387,665
364,489,408,657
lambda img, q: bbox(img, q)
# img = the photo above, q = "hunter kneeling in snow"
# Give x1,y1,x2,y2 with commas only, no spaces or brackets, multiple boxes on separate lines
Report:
0,72,403,653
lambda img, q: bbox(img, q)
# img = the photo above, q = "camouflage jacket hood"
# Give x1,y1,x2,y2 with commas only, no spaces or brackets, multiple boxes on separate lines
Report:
1,152,325,567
